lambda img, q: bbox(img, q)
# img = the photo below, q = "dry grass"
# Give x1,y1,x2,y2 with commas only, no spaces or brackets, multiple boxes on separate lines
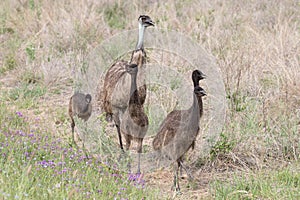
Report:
0,0,299,199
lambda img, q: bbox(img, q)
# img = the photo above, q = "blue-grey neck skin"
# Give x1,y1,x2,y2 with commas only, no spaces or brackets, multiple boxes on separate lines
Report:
136,23,145,50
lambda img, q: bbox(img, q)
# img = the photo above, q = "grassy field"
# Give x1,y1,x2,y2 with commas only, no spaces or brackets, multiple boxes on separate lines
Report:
0,0,299,199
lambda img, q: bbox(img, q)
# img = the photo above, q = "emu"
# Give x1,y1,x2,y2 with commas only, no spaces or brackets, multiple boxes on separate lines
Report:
121,64,148,173
152,70,206,192
189,69,206,149
99,15,154,151
69,93,92,147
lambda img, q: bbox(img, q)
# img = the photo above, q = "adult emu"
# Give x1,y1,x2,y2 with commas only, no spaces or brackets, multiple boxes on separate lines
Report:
99,15,154,151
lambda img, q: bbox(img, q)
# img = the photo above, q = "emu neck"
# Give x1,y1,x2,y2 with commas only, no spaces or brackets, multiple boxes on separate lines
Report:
136,23,145,50
191,78,203,117
197,95,204,118
129,72,139,105
192,77,200,87
189,92,203,120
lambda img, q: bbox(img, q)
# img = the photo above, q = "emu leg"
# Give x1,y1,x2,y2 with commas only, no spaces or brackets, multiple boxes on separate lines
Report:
173,161,181,193
113,115,124,151
137,138,143,174
125,134,132,151
137,153,141,174
71,117,75,145
179,159,193,180
178,157,183,177
123,134,132,172
116,124,124,151
82,122,87,151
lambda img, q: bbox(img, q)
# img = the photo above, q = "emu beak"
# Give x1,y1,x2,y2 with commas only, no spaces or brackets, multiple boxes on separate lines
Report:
145,18,155,26
200,73,207,79
200,89,207,96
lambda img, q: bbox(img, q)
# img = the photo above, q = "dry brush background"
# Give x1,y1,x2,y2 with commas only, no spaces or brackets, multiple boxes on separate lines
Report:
0,0,299,199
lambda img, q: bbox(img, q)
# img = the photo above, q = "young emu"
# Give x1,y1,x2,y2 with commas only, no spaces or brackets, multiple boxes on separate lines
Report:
69,93,92,146
121,64,149,174
152,70,206,192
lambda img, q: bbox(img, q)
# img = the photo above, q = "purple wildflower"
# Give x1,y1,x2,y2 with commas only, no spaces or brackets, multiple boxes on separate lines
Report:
128,173,140,181
16,111,23,117
61,168,68,173
16,130,26,136
38,160,56,168
24,152,30,158
57,161,65,166
128,173,146,188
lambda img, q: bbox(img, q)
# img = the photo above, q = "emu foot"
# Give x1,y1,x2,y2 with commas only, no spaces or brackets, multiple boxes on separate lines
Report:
171,187,182,198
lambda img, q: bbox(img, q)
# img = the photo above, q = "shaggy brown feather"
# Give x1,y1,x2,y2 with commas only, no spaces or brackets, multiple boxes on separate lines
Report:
99,51,147,120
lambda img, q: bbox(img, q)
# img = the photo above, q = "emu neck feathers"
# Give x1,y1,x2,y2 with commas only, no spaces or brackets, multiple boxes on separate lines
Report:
129,73,139,105
130,73,137,97
192,77,199,87
189,92,202,121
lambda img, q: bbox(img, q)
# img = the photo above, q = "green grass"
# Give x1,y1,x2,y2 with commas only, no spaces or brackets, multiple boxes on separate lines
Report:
209,94,300,199
25,44,36,61
2,83,46,109
209,132,236,160
0,55,17,74
212,168,300,200
104,3,126,29
0,33,21,74
0,107,159,199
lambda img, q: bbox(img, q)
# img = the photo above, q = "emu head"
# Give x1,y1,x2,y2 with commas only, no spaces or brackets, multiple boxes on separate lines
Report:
194,86,207,97
138,15,155,27
192,70,206,82
85,94,92,104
